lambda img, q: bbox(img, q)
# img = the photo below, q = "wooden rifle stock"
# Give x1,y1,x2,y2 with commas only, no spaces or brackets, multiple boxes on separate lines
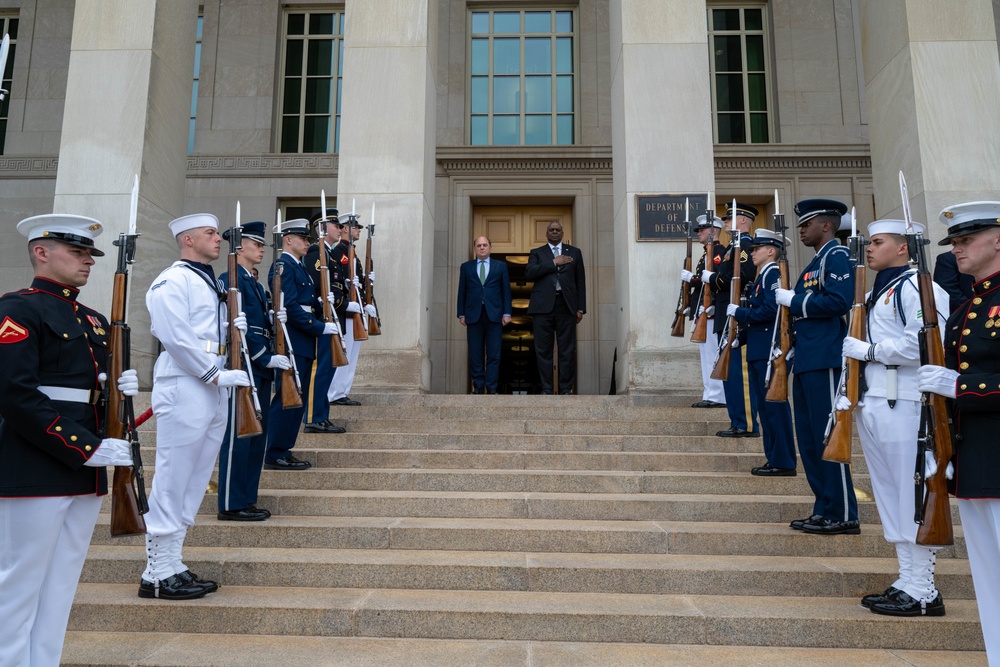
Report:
348,241,369,341
364,234,381,335
765,260,792,402
316,223,350,367
271,261,303,408
690,242,712,344
227,240,263,438
710,234,741,381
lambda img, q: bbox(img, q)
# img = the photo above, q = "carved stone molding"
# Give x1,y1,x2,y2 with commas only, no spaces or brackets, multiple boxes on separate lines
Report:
0,156,59,177
437,146,613,175
186,153,338,178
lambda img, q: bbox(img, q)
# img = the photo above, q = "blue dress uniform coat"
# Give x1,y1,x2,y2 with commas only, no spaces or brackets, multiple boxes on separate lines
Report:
218,265,273,513
733,263,796,469
788,239,858,522
303,240,347,420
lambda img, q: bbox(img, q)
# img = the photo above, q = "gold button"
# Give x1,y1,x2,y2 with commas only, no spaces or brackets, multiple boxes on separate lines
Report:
70,435,77,441
960,345,968,352
961,384,967,390
974,297,983,305
980,383,987,389
55,426,62,432
969,312,978,319
63,333,68,338
960,362,970,370
963,329,971,335
85,445,91,451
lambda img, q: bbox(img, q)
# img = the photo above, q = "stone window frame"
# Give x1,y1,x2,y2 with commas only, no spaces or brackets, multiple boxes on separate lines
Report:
0,13,18,155
277,9,345,154
467,7,578,147
188,14,203,154
707,2,774,144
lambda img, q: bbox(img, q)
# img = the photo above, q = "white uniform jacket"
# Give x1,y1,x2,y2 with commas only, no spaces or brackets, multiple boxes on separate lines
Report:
147,261,228,383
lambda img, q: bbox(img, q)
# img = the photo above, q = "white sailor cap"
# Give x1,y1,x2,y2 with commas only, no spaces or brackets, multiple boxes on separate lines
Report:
277,218,311,237
868,219,925,237
17,213,106,257
696,214,723,229
748,228,788,249
169,213,219,237
937,201,1000,246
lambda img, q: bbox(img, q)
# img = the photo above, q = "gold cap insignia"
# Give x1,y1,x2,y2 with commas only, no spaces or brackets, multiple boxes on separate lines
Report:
943,211,954,218
42,231,50,236
62,289,70,297
89,223,102,231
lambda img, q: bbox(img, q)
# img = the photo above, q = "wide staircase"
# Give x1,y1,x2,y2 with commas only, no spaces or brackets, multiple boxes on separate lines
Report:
63,392,986,666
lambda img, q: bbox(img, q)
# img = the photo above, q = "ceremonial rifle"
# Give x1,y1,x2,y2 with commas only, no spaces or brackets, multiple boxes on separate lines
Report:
316,193,350,367
690,197,715,344
364,211,382,336
670,198,693,338
901,172,955,547
710,199,741,381
271,212,303,408
765,191,793,402
344,212,369,342
822,208,865,463
227,204,263,437
107,175,148,537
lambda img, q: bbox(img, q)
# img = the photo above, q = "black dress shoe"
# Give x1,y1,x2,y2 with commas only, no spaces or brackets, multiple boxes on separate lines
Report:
790,514,824,531
751,464,797,477
802,518,861,535
304,420,346,434
330,396,361,406
263,455,312,470
692,400,726,408
716,426,760,438
218,507,268,521
870,590,945,617
138,573,208,600
174,569,219,594
248,504,271,518
861,586,900,609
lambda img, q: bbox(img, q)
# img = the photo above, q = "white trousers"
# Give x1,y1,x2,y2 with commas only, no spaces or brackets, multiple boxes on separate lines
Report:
856,397,939,601
0,494,101,667
958,498,1000,665
328,324,362,401
143,375,228,581
697,319,725,403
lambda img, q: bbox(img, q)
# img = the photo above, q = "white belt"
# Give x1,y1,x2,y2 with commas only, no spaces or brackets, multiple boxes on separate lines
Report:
38,385,101,404
198,339,227,355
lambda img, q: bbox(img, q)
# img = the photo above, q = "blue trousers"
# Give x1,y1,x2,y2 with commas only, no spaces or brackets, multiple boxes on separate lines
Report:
265,351,313,463
219,376,270,511
748,360,796,469
467,306,503,392
722,339,758,432
792,368,858,522
306,334,334,424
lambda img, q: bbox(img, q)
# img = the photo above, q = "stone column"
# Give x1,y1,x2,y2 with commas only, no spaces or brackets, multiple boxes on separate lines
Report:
54,0,199,376
860,0,1000,240
609,0,716,391
336,0,438,391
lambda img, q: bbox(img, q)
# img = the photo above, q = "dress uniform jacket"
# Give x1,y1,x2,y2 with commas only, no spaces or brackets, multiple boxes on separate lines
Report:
788,239,853,372
710,235,756,334
945,269,1000,498
0,277,109,496
733,262,780,363
688,241,726,320
220,264,275,383
316,240,351,330
270,252,325,359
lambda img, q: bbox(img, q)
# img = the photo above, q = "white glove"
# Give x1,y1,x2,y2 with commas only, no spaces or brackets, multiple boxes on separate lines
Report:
323,321,341,336
701,269,714,283
680,269,693,283
705,305,715,318
731,338,740,349
775,288,794,307
232,313,248,335
324,291,336,308
681,307,691,315
842,336,871,362
367,270,375,284
275,307,287,324
84,438,133,467
924,451,955,480
364,303,378,318
834,394,852,411
266,355,293,370
726,303,739,318
917,364,959,399
216,370,251,387
785,348,795,362
117,369,139,397
346,301,362,314
770,346,783,361
352,277,362,291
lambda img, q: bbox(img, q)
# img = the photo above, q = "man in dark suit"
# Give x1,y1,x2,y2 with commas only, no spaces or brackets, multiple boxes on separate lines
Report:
526,221,586,394
457,236,512,394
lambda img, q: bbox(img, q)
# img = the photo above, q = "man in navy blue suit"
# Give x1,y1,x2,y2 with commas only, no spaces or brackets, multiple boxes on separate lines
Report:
458,236,512,394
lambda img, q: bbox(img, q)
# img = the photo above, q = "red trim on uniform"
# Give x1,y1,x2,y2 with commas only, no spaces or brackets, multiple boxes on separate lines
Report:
0,316,29,343
44,417,87,457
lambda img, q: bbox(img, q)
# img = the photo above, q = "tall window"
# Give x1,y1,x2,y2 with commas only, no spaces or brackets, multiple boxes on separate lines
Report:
188,15,202,154
468,9,576,146
278,10,344,153
707,5,772,143
0,15,19,155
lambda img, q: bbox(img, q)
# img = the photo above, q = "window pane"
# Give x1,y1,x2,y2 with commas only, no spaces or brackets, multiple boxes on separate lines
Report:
525,38,551,74
555,12,572,33
190,80,199,116
525,115,552,145
7,18,17,39
281,117,300,152
338,13,345,35
556,76,573,112
714,35,742,71
471,38,488,75
557,114,573,144
303,116,330,152
494,38,520,74
493,77,520,113
745,9,763,31
336,78,342,114
338,40,344,75
285,40,303,76
494,12,519,33
188,119,196,153
493,116,519,145
748,73,767,111
471,76,488,113
283,78,301,113
305,78,332,114
716,74,744,111
310,13,334,35
307,40,333,76
746,35,765,72
525,76,552,113
718,113,745,143
525,12,551,33
287,13,305,35
471,12,488,34
334,116,341,152
555,37,573,73
713,8,740,31
750,113,769,143
196,16,203,39
471,115,488,145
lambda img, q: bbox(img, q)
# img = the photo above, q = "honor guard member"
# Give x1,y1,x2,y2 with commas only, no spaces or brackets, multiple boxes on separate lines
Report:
685,214,726,408
142,213,249,600
842,219,949,615
728,229,797,475
328,212,378,405
918,202,1000,661
265,219,342,470
0,214,137,666
217,221,292,520
776,199,859,535
702,202,760,437
300,208,345,433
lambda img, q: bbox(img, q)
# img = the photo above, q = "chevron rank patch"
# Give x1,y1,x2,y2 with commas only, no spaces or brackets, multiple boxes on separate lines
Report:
0,316,28,343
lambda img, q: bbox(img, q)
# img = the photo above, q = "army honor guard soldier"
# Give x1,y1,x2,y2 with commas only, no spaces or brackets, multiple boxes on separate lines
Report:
0,214,137,665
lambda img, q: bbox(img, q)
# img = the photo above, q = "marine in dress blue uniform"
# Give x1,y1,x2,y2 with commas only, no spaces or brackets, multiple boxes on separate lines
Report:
0,214,136,666
777,199,859,535
730,229,796,474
